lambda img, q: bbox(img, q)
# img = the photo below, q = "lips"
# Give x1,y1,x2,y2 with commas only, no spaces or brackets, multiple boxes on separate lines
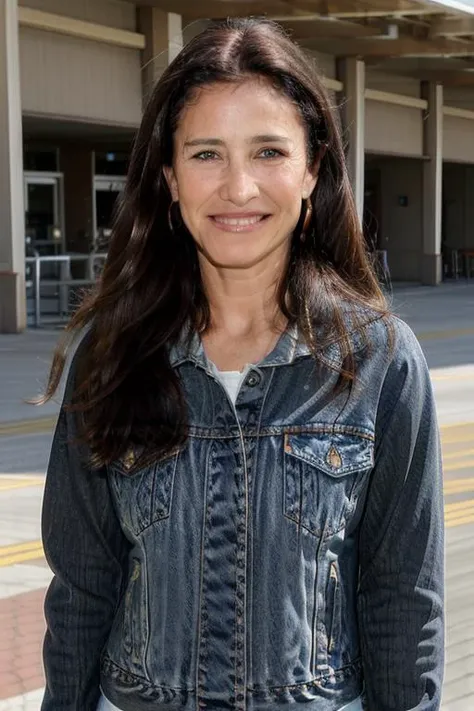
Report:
209,213,271,233
211,214,268,226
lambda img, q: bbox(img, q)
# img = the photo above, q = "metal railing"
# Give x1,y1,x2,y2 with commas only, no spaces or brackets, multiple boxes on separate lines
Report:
25,253,107,328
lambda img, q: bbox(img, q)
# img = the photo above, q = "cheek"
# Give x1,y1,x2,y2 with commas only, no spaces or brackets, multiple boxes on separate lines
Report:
261,161,307,197
175,169,216,215
264,174,304,216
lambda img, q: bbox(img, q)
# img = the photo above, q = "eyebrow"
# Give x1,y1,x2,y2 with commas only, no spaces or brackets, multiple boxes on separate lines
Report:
183,135,291,148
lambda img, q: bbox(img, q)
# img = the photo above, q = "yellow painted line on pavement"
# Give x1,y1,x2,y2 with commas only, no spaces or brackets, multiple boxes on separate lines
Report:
440,421,474,431
440,422,474,446
444,459,474,473
445,499,474,515
0,479,44,492
0,539,44,567
446,514,474,528
0,416,56,437
444,499,474,528
443,447,474,461
0,546,45,567
444,478,474,494
431,373,474,382
0,539,43,556
441,433,474,446
418,327,474,341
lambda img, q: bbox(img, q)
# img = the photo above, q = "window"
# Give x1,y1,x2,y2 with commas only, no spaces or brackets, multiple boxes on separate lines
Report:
95,151,129,176
24,145,59,172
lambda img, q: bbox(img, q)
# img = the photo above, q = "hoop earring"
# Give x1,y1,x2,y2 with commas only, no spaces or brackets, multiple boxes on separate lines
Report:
300,198,313,242
168,201,177,233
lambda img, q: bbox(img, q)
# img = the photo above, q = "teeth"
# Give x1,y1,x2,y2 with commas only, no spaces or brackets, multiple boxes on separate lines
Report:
213,215,263,226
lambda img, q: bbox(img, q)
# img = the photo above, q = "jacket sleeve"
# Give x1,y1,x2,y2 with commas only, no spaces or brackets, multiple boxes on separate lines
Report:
41,349,130,711
357,320,445,711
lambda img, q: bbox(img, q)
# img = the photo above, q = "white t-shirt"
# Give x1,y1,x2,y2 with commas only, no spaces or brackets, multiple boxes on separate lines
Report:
212,365,249,405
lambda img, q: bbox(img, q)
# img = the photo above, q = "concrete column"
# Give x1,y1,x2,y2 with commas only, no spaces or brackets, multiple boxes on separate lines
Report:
0,0,26,332
421,81,443,286
138,8,183,103
337,58,366,223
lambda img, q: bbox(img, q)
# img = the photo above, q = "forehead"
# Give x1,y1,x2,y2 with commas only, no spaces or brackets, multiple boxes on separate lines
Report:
175,78,305,140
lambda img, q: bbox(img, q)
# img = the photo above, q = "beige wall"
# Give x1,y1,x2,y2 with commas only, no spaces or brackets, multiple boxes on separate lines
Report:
19,27,142,126
367,156,423,281
309,50,336,79
444,87,474,112
444,115,474,164
183,18,210,44
19,0,136,31
365,101,423,157
365,68,421,98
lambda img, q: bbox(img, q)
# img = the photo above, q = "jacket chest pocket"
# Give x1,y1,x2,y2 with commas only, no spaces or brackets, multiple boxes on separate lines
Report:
283,431,373,539
109,449,180,536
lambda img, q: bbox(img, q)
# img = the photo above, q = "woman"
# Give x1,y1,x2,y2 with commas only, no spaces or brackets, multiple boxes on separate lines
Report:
40,17,444,711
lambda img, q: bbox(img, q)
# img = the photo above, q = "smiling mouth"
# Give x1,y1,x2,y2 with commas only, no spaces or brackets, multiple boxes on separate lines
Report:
210,214,270,230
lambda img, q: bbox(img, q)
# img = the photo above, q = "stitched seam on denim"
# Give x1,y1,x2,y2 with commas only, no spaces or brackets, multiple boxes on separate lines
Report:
247,365,275,690
185,425,376,440
283,512,347,540
246,659,362,691
101,655,195,691
286,448,373,477
111,450,180,476
196,444,211,706
259,424,375,440
141,546,152,680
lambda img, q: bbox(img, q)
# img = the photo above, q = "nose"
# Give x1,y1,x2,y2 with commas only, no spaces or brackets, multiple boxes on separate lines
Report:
219,160,259,205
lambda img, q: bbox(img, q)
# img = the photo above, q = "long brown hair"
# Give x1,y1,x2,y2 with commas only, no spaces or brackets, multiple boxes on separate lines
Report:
42,17,388,469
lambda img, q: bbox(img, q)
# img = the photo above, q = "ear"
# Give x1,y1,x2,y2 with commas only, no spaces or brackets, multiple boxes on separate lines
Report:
163,166,179,201
302,158,321,199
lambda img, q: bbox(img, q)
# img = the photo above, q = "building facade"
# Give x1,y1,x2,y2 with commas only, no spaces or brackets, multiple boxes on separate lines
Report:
1,0,474,331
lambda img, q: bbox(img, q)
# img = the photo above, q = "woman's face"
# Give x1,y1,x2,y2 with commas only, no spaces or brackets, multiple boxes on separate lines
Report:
164,78,318,270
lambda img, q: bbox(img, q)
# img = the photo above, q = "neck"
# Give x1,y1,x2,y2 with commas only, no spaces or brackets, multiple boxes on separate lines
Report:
199,253,288,338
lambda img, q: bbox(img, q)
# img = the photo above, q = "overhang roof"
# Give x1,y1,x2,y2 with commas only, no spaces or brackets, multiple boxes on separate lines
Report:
142,0,474,86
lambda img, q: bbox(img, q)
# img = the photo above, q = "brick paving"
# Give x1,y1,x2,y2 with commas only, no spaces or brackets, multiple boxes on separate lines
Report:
0,588,46,701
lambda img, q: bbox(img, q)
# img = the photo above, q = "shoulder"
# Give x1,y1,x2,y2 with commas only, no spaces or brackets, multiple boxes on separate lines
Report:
365,311,422,353
343,305,425,365
59,326,93,405
335,307,430,391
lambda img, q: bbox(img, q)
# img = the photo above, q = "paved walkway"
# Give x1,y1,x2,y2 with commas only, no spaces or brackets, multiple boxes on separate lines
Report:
0,282,473,710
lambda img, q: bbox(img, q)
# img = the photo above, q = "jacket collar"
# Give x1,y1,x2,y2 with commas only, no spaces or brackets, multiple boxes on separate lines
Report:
168,322,341,371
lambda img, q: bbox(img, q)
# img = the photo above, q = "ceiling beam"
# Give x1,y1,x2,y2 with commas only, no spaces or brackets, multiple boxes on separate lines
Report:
137,1,289,20
321,0,443,17
415,69,474,85
327,9,443,18
302,35,474,56
430,16,474,36
275,16,381,39
139,0,444,20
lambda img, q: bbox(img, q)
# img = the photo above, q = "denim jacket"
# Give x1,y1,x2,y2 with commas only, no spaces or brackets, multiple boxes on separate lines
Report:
41,315,444,711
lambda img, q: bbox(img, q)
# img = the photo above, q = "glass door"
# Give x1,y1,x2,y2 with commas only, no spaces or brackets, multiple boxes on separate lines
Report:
93,176,126,251
24,174,63,255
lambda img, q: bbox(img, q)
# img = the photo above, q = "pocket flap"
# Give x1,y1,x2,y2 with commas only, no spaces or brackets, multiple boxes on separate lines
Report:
284,432,374,478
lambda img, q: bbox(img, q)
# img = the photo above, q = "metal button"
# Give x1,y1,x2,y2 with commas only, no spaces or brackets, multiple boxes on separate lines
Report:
245,371,261,387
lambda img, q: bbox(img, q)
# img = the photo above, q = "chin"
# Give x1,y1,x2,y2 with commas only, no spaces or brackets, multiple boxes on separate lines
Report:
198,242,269,270
207,252,264,269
